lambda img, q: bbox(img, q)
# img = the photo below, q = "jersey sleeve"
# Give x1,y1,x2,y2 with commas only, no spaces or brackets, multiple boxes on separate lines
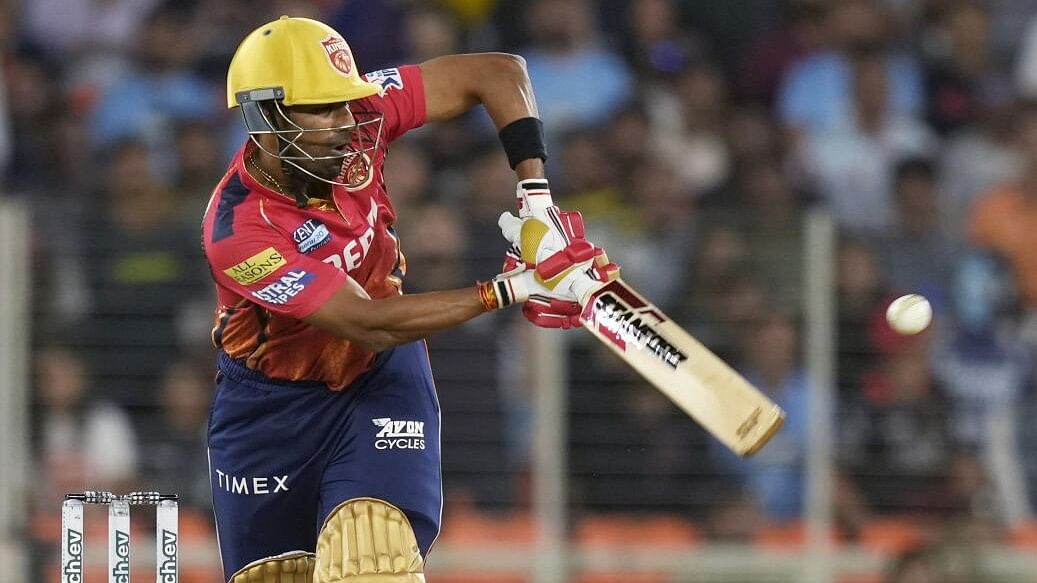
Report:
206,220,347,319
361,65,426,143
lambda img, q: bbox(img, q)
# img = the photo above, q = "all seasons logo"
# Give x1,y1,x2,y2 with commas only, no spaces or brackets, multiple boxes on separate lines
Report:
223,247,286,284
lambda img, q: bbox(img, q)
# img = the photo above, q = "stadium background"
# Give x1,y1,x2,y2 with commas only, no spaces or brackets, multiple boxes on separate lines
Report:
5,0,1037,580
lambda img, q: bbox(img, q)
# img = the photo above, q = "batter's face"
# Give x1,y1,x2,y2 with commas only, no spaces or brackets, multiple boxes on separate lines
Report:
281,102,357,182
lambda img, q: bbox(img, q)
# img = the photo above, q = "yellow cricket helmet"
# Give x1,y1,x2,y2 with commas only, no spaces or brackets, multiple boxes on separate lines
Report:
227,16,382,109
226,16,385,194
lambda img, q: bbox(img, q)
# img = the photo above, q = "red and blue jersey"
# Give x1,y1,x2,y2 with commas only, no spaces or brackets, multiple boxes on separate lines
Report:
201,65,425,390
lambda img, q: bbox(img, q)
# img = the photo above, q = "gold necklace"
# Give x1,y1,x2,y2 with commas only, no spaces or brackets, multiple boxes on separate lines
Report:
247,151,339,214
248,152,292,199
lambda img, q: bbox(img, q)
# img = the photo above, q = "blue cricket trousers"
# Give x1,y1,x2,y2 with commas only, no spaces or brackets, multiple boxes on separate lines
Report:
207,341,442,581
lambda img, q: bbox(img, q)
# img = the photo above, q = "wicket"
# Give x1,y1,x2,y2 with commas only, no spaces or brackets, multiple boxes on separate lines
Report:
61,491,179,583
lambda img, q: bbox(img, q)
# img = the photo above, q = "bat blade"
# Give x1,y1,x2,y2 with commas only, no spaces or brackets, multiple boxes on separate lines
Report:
579,279,785,457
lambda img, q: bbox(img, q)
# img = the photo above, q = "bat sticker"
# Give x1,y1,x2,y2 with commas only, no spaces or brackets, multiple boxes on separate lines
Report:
585,289,688,369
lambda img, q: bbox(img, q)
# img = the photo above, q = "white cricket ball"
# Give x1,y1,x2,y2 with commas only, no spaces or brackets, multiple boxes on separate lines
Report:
886,294,932,335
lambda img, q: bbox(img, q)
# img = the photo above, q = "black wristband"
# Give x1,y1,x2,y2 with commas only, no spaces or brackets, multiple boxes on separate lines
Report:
498,117,547,169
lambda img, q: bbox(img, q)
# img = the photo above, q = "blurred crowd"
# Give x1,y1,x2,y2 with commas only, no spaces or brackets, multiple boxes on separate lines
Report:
8,0,1037,579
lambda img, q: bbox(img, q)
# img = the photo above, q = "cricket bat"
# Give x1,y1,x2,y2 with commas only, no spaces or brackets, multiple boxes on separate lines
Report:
579,278,785,457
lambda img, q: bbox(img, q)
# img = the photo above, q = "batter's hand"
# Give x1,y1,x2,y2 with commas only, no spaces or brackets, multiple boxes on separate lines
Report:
488,235,619,328
514,178,554,218
496,179,620,328
498,208,595,285
520,248,621,328
484,260,594,308
503,179,597,281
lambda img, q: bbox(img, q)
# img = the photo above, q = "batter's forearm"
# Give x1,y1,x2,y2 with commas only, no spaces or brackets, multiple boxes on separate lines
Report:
474,56,546,180
309,286,488,352
514,158,545,180
420,54,545,179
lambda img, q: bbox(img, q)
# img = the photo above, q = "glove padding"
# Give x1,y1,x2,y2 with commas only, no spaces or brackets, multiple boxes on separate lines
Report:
498,208,596,287
520,249,621,328
491,245,620,326
497,179,618,323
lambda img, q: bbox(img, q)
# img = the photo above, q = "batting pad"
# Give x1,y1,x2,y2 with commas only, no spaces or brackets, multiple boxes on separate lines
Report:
316,498,425,582
229,550,315,583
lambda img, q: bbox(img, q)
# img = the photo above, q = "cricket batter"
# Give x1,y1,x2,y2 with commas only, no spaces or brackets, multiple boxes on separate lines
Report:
203,16,615,582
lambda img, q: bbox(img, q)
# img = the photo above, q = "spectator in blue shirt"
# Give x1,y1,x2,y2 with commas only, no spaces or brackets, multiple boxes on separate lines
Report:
778,0,923,137
713,311,810,521
521,0,633,145
91,4,215,175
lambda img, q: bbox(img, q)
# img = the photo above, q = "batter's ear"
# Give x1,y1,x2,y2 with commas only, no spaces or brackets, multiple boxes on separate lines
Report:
261,101,291,132
240,98,277,134
242,99,294,135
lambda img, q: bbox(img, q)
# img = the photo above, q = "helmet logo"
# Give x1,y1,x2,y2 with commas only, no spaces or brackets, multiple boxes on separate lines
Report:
321,36,353,76
342,152,374,191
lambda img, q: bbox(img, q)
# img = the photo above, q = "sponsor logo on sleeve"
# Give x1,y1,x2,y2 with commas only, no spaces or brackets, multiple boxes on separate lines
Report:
364,68,404,92
251,270,315,305
293,219,332,253
224,247,286,284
